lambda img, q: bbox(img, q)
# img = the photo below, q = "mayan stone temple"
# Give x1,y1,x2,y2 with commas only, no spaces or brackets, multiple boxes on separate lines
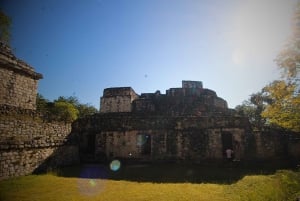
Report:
1,40,300,179
73,81,252,162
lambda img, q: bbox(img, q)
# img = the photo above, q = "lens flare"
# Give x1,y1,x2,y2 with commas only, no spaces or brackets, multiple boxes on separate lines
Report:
110,160,121,171
77,165,107,196
136,134,149,146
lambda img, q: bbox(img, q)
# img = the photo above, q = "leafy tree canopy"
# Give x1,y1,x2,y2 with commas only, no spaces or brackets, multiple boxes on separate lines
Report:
261,3,300,132
36,94,98,122
261,80,300,132
55,96,98,118
235,92,267,130
236,81,300,132
52,101,79,122
238,3,300,133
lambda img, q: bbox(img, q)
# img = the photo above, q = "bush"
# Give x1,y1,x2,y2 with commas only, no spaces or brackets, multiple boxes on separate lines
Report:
52,101,79,122
36,94,97,122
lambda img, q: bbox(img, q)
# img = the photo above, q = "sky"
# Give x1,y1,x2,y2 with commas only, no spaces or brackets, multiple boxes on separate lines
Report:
1,0,297,109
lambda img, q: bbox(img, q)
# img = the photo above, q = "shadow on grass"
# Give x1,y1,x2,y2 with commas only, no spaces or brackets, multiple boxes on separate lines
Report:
45,160,295,184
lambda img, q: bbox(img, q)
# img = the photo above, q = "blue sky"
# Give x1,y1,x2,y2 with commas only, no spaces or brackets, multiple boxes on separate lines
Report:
1,0,297,109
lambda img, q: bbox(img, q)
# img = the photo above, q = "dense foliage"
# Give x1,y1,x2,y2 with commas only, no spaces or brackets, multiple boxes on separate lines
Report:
235,92,267,130
261,3,300,132
55,96,98,118
262,81,300,132
36,94,98,122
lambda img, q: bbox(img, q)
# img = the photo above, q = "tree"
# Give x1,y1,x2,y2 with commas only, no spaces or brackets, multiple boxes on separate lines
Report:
56,96,80,106
259,3,300,132
235,92,267,130
77,103,98,118
55,96,98,118
36,93,49,113
36,94,98,122
36,94,56,120
261,80,300,132
0,10,11,44
52,101,79,122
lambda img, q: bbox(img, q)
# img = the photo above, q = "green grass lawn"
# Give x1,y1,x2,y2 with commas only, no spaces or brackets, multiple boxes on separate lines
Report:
1,163,300,201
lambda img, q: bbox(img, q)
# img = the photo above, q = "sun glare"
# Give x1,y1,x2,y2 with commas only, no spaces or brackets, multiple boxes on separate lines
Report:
230,1,295,65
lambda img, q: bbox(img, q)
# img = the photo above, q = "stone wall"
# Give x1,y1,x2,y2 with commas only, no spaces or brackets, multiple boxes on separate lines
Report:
92,129,215,161
0,146,78,179
73,113,250,162
214,97,228,109
132,95,229,116
182,80,203,89
100,87,139,113
74,112,300,164
0,42,80,180
288,135,300,162
0,67,39,109
253,131,300,162
0,106,79,179
100,81,229,116
0,42,42,110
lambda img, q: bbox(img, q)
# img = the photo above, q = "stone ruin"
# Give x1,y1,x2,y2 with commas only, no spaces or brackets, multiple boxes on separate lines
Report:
0,42,79,179
1,41,300,179
100,81,229,116
74,81,252,162
74,82,300,164
0,42,42,110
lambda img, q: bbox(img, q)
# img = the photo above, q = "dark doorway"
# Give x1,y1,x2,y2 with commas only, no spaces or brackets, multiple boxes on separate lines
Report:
221,132,233,153
137,134,151,155
85,134,95,154
79,134,96,163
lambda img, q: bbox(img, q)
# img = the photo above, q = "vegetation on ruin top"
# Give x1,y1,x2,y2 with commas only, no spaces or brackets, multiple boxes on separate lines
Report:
36,94,98,123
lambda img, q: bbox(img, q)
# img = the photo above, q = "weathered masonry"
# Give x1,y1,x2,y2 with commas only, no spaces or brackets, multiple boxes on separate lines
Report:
0,42,79,179
100,81,228,116
100,87,139,113
74,114,251,162
74,81,300,163
1,40,300,179
74,81,252,162
0,43,43,110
